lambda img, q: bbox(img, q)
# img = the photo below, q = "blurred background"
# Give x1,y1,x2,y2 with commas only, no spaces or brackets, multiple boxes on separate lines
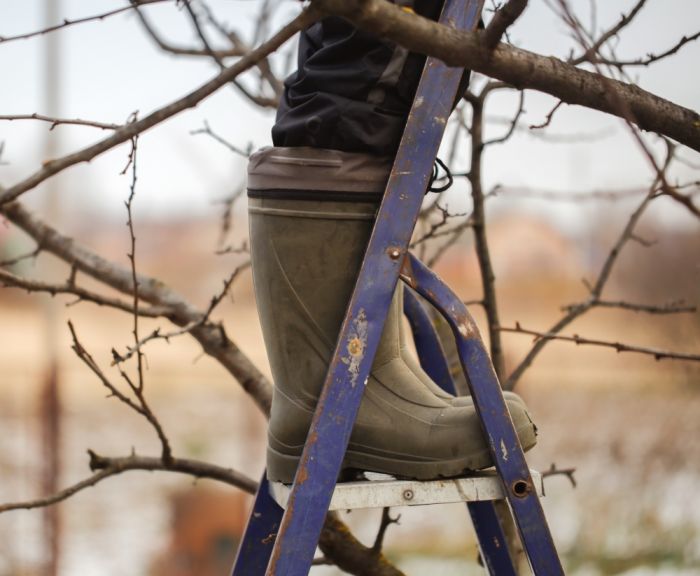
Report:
0,1,699,575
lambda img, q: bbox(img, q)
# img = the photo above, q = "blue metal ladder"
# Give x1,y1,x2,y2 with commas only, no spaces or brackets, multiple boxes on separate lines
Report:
231,0,565,573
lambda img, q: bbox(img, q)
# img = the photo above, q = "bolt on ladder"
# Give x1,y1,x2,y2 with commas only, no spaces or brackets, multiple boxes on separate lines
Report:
231,0,565,573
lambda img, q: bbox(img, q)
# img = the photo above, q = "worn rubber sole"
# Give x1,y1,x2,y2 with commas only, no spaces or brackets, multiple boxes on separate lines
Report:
267,422,537,484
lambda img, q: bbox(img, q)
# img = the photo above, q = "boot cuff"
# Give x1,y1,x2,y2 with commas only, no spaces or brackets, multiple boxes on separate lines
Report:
247,147,393,194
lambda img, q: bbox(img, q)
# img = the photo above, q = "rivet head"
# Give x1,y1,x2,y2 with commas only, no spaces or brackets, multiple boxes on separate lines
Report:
403,489,414,501
388,248,402,260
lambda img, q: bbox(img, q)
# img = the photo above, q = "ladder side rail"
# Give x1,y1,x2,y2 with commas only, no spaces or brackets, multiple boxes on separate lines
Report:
265,1,485,573
403,287,456,394
232,472,285,576
401,254,564,576
468,501,519,576
403,286,517,576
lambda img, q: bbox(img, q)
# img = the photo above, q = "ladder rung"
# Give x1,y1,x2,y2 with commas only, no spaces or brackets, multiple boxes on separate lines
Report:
269,470,543,511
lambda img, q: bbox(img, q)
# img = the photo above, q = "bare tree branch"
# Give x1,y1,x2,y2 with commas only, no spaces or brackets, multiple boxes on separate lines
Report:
499,323,700,363
191,120,252,157
181,0,278,108
68,322,146,416
554,0,699,219
0,199,273,415
214,187,248,249
505,177,659,390
133,0,282,103
310,0,700,152
411,203,469,249
69,322,174,463
124,136,146,392
529,100,564,130
541,463,577,490
0,245,42,268
0,268,169,317
568,0,648,65
564,298,696,315
0,448,404,576
425,225,471,268
493,184,651,202
372,508,401,554
112,262,250,365
0,114,121,131
0,7,319,206
319,512,407,576
484,0,528,50
589,31,700,68
483,89,525,146
0,451,257,515
465,88,507,380
0,0,169,45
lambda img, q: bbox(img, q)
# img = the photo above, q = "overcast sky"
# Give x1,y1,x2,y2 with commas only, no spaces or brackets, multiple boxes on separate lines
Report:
0,0,698,232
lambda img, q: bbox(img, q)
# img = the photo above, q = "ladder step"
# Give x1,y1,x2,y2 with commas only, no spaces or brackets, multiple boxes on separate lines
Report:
269,470,543,511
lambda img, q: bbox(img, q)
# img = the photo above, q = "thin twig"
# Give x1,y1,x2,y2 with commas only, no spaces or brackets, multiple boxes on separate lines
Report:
69,322,174,462
309,0,700,152
541,463,577,491
529,100,563,130
0,0,168,44
0,245,42,268
568,0,648,65
483,90,525,146
372,508,401,554
69,322,145,416
0,7,320,206
0,198,273,416
466,88,506,380
213,186,247,248
425,222,474,268
0,114,121,131
199,0,284,97
0,451,257,514
411,203,468,248
216,241,250,256
563,298,696,315
556,0,699,219
484,0,529,50
191,120,252,157
583,32,700,68
500,322,700,362
0,269,169,317
112,262,251,364
505,175,660,390
181,0,278,108
130,0,245,58
124,136,145,394
492,184,651,202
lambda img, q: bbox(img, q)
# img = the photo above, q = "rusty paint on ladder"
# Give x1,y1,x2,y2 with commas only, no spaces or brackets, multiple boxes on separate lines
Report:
345,309,368,388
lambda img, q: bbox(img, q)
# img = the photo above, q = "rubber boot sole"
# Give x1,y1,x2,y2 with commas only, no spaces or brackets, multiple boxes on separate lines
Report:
267,421,537,484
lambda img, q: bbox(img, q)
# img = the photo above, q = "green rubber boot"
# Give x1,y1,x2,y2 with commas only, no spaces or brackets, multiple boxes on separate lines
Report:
248,147,537,483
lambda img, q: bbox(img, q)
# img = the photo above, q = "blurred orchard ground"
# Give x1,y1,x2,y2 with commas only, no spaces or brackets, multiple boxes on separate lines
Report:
0,1,699,575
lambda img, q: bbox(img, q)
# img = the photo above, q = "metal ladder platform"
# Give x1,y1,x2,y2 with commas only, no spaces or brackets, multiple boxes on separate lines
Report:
269,471,544,511
231,0,565,573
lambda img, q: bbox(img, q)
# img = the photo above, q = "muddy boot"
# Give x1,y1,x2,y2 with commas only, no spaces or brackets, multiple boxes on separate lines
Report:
248,147,537,483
